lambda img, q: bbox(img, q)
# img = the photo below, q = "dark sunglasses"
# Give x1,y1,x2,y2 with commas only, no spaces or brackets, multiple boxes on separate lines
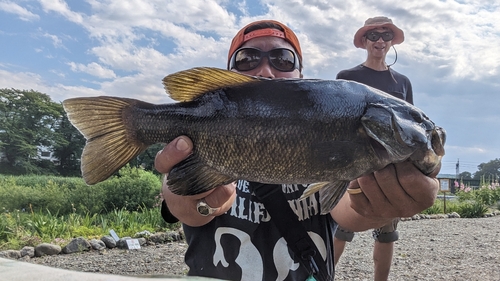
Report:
365,31,394,42
229,47,300,72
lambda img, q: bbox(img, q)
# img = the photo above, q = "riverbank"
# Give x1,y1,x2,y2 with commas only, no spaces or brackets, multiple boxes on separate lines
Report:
8,216,500,280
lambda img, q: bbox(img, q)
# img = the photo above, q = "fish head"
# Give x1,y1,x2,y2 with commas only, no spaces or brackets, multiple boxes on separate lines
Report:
361,101,446,172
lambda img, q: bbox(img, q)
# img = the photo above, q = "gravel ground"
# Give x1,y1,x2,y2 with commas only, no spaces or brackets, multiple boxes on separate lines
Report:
23,216,500,280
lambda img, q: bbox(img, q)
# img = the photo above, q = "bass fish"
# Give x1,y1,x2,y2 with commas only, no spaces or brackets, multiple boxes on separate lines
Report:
63,67,445,214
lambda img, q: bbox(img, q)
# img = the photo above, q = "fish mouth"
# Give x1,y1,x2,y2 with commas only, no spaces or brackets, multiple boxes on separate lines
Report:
410,126,447,175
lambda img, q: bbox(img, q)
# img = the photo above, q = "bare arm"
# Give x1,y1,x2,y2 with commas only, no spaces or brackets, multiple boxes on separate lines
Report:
331,161,440,232
155,136,236,227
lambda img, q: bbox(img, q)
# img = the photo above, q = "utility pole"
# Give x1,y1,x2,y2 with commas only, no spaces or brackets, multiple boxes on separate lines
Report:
455,159,460,179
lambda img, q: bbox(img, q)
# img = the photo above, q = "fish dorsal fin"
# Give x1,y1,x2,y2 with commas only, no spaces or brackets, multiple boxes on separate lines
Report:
163,67,258,102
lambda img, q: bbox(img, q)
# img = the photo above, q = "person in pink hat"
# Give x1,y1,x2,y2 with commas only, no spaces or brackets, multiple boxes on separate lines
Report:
333,16,413,281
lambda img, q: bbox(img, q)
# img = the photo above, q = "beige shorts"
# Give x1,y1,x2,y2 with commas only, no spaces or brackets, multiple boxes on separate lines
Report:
335,218,400,243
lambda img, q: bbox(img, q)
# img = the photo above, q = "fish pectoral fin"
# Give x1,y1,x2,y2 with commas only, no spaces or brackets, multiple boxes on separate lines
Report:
300,182,330,199
300,181,350,214
167,155,236,195
319,181,350,215
63,96,149,185
163,67,258,102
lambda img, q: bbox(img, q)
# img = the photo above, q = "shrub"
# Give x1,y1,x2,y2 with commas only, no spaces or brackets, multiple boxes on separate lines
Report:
0,166,162,216
457,202,489,218
99,165,162,212
421,201,443,214
455,178,500,207
0,177,71,214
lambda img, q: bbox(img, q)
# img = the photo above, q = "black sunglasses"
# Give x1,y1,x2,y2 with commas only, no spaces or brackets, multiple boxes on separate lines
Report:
365,31,394,42
229,47,300,72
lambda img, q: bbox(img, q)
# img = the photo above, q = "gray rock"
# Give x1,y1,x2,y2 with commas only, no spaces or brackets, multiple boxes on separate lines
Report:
62,237,91,254
89,239,106,251
135,230,152,238
117,237,132,249
138,237,147,246
35,243,61,257
149,231,182,244
101,236,116,248
0,250,21,259
20,246,35,258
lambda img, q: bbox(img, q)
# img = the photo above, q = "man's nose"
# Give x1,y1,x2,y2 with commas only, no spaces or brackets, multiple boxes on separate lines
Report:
253,58,275,78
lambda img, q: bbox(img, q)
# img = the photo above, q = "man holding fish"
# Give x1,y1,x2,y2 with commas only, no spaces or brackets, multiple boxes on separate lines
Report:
154,20,441,281
63,19,444,280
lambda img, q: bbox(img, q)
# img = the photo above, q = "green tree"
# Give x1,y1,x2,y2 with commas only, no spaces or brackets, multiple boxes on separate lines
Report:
128,143,164,174
52,113,86,176
473,158,500,180
0,88,63,174
459,171,472,179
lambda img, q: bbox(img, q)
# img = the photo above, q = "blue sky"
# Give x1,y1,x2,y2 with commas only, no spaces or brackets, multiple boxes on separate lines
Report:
1,0,499,176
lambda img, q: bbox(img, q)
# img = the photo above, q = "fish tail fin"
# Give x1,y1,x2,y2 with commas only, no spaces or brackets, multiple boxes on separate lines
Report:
63,96,149,185
301,181,350,215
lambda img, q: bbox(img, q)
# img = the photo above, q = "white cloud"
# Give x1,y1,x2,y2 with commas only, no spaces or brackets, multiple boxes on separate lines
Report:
0,1,39,21
1,0,499,174
0,69,44,90
68,62,117,79
39,0,83,23
42,32,64,48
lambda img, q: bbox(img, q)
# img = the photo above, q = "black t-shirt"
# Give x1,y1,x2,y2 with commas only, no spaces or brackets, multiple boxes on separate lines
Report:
336,64,413,104
182,180,336,280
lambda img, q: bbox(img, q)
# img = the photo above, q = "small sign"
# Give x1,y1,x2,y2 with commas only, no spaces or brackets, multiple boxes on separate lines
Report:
439,179,450,192
109,229,120,242
126,239,141,250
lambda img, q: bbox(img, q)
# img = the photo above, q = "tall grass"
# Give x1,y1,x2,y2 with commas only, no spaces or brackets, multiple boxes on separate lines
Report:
0,206,178,250
0,167,178,250
423,179,499,218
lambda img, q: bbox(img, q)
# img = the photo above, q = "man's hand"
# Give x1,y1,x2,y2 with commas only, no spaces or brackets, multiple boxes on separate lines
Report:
332,160,440,232
349,161,439,218
156,136,236,227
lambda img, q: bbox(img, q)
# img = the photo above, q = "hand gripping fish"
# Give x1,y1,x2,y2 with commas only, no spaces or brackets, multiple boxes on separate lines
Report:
63,67,445,214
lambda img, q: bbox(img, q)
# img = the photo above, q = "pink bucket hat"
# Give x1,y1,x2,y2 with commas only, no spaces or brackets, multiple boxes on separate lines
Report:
353,16,404,48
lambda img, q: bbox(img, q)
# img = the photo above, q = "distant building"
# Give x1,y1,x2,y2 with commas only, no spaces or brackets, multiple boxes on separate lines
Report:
0,145,60,165
37,145,60,165
437,173,480,193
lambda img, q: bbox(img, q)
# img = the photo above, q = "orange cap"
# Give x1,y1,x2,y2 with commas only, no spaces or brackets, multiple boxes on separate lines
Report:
227,20,302,69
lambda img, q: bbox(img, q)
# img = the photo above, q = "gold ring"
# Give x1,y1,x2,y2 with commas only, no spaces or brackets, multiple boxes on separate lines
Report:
347,187,363,195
